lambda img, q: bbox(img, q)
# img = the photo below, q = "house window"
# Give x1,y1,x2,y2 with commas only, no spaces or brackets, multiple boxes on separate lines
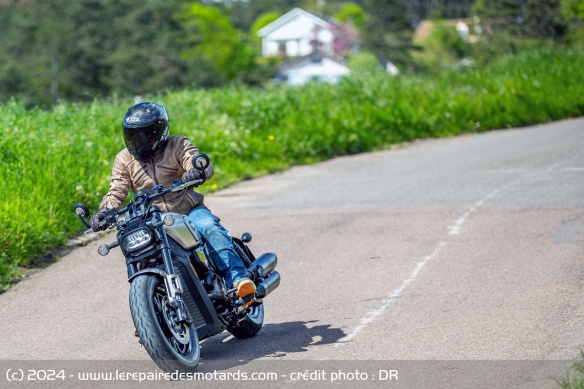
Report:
311,55,323,64
278,41,287,56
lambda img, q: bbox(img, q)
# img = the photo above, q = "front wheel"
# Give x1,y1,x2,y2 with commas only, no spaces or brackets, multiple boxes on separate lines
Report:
227,303,264,339
129,274,200,372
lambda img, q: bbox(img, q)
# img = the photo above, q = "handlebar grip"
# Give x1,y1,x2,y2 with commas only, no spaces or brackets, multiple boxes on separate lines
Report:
172,178,204,192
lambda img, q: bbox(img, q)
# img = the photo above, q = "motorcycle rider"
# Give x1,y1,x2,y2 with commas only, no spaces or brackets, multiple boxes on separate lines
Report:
90,102,256,305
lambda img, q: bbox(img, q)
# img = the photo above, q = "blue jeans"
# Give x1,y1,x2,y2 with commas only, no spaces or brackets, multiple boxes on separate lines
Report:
187,207,246,287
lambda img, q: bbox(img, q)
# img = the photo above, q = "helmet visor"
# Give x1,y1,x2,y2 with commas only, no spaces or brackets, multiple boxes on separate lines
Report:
123,127,153,151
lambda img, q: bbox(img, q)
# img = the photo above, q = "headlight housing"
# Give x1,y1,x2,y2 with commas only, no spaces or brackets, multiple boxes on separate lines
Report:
122,228,153,252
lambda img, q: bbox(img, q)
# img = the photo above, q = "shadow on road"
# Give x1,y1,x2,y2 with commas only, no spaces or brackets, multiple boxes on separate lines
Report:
197,320,345,371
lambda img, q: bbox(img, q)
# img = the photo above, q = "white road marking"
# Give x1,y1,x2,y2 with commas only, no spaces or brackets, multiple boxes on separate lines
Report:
448,187,504,235
335,161,563,346
335,185,508,345
336,242,447,344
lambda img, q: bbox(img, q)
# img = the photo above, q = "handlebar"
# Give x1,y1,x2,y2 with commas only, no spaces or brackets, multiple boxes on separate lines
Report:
78,152,210,238
82,178,204,235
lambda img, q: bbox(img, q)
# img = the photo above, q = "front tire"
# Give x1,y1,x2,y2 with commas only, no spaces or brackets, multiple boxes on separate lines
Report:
129,275,200,372
227,303,264,339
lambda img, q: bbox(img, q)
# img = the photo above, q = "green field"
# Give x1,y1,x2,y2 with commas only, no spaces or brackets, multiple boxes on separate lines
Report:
1,49,584,290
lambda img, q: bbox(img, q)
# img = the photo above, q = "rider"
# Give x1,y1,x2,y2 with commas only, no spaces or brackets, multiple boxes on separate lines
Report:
90,102,256,305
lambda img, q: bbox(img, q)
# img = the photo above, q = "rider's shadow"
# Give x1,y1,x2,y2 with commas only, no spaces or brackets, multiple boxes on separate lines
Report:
196,320,345,371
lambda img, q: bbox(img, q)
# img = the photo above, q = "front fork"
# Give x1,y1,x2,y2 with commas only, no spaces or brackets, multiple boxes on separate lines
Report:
158,224,191,325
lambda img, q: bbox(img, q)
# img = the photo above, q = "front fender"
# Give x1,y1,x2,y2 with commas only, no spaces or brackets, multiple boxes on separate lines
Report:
127,268,166,283
129,267,186,311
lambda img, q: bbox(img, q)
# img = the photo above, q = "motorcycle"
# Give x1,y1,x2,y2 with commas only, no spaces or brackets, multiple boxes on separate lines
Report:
73,153,280,372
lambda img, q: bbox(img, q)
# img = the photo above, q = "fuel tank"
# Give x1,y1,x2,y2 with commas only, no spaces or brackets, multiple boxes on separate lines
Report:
161,213,201,250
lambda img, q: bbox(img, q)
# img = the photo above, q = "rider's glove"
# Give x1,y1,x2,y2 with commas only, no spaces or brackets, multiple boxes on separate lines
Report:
182,169,204,183
90,208,108,232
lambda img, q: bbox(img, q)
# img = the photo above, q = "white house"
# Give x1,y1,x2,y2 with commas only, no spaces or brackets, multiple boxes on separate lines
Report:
277,50,350,86
257,8,334,58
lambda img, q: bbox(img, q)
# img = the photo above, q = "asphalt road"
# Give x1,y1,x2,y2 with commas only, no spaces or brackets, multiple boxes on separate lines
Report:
1,118,583,388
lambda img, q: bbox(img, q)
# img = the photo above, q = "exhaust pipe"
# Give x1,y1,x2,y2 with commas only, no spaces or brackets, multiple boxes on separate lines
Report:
248,252,277,278
256,271,280,298
245,253,280,298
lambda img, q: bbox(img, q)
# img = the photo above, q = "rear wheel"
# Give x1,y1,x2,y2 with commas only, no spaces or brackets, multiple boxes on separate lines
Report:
227,303,264,339
129,274,200,372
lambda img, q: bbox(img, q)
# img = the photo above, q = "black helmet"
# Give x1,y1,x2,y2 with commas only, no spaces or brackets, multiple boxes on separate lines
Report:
122,102,170,161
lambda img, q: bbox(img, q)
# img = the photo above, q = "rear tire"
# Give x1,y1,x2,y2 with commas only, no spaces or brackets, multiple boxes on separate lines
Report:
227,303,264,339
129,275,200,372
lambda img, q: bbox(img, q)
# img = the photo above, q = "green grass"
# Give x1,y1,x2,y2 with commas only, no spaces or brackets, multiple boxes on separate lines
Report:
559,352,584,388
1,49,584,291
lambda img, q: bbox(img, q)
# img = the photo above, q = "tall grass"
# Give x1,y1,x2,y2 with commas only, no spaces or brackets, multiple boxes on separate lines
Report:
1,49,584,290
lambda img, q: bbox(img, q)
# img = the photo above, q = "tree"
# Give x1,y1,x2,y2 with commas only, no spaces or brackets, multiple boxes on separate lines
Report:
563,0,584,19
177,2,255,86
348,51,384,74
0,0,188,105
227,0,304,31
0,0,81,105
106,0,186,96
473,0,527,37
334,2,368,30
250,11,281,43
525,0,567,39
359,0,415,69
474,0,567,40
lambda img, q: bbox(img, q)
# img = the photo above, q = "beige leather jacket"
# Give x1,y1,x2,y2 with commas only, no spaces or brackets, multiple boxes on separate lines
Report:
99,136,214,215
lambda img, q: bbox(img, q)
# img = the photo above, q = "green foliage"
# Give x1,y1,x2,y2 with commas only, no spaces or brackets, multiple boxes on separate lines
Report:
360,0,415,69
1,0,584,108
334,3,368,29
106,0,186,96
348,51,384,74
176,2,255,85
251,11,281,41
473,0,526,36
562,0,584,45
525,0,568,38
2,49,584,290
474,0,568,39
559,352,584,388
0,0,266,106
564,0,584,19
468,34,554,67
425,0,475,19
227,0,304,31
412,21,472,71
0,0,187,106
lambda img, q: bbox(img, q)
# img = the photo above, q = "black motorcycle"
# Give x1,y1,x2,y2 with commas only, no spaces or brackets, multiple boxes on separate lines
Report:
73,153,280,372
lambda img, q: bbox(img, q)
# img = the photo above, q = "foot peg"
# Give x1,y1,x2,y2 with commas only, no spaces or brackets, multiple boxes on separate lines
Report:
239,293,255,307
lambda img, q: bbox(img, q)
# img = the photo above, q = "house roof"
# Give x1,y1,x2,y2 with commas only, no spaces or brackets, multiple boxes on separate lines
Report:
279,49,347,71
257,7,331,38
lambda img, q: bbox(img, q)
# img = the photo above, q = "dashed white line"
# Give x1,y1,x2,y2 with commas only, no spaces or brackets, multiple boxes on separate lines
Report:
336,242,447,344
335,185,509,345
